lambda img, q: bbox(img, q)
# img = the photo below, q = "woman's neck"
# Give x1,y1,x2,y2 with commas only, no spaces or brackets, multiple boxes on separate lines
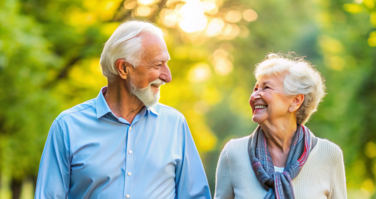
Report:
259,117,298,167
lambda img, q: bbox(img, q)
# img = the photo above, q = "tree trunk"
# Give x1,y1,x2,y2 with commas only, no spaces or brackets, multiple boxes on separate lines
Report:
11,178,22,199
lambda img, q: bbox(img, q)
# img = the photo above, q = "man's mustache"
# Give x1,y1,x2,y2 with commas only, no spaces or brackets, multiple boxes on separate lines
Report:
150,79,165,87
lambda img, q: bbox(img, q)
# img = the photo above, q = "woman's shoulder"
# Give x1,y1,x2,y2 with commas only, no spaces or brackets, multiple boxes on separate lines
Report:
225,135,250,151
316,138,343,152
220,135,251,161
314,137,344,162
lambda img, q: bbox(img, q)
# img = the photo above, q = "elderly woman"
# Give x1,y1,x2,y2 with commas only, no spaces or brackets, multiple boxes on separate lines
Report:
215,54,346,199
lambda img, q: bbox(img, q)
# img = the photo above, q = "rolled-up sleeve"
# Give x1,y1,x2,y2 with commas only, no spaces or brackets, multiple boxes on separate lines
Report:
35,120,70,199
214,142,234,199
175,119,211,199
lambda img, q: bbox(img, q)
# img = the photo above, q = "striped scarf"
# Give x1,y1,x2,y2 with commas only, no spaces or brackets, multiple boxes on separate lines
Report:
248,125,317,199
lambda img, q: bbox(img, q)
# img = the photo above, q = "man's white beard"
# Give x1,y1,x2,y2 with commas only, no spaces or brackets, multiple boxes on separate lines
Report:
131,79,165,108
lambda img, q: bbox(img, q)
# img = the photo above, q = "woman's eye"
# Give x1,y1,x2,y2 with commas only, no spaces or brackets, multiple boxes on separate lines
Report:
264,86,270,89
254,88,258,91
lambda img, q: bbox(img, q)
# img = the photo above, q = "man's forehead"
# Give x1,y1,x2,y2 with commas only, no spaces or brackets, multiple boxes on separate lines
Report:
140,32,166,45
152,52,170,62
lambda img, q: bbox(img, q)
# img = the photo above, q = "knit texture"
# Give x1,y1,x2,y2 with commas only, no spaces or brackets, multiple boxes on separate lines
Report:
248,125,316,199
214,136,346,199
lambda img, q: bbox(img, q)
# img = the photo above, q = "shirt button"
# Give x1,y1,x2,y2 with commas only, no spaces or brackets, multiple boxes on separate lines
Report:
128,172,132,176
129,150,133,154
126,194,130,198
129,126,132,130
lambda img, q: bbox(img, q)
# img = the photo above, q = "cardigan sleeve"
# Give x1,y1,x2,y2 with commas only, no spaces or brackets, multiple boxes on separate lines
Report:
328,145,347,199
214,141,234,199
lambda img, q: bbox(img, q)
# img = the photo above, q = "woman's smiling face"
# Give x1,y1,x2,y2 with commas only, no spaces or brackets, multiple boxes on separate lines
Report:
249,74,295,124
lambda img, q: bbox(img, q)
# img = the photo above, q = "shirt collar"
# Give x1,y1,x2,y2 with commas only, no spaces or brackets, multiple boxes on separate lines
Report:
148,107,159,116
95,86,113,119
95,86,159,119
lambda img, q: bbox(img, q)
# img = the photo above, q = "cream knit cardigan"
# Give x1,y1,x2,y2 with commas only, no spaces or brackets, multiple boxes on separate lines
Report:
214,136,347,199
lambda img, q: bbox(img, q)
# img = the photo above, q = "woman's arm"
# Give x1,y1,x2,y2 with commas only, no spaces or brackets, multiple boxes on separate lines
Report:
214,142,235,199
329,145,347,199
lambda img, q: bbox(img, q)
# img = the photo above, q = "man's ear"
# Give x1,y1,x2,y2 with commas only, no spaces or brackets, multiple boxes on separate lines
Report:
115,59,131,80
289,94,304,112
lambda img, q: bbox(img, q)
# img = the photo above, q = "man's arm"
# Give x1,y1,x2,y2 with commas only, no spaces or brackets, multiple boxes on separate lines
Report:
175,119,211,199
35,120,70,199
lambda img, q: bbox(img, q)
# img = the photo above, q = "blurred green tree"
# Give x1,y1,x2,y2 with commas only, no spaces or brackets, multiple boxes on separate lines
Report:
1,0,376,198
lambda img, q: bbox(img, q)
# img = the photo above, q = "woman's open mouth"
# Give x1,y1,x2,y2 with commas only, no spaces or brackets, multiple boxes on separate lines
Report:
254,105,267,112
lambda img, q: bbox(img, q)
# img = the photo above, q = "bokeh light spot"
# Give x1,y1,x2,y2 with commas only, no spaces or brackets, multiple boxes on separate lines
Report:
136,5,152,16
188,63,211,82
343,4,363,13
243,9,258,22
214,58,233,75
206,18,225,37
124,1,137,9
138,0,155,6
365,141,376,158
225,10,242,23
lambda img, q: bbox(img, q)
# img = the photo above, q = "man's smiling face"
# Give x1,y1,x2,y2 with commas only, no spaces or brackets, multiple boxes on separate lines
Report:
127,32,172,107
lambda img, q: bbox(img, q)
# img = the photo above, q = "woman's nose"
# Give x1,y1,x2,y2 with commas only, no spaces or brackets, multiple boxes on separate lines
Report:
250,91,261,102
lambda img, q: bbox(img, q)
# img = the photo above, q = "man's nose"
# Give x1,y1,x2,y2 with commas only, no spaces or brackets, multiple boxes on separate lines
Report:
160,64,172,83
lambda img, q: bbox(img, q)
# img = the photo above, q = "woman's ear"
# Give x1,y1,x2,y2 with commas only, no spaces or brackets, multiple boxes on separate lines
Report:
289,94,304,112
115,59,131,80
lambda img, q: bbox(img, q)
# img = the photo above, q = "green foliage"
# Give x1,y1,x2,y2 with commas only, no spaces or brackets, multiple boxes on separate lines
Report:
1,0,376,198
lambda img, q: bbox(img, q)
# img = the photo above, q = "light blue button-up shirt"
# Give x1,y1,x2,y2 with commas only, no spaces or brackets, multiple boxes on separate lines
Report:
35,87,211,199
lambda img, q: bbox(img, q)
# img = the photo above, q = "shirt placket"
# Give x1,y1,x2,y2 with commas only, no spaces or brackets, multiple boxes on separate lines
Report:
124,125,134,198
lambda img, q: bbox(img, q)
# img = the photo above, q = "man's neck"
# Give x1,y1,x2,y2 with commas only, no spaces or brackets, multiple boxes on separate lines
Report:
104,80,144,124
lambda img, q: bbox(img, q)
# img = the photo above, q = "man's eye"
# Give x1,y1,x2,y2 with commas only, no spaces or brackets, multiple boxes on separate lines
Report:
264,86,270,89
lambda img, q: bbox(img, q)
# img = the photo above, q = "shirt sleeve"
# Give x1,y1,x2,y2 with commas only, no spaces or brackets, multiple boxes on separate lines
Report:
214,142,234,199
329,145,347,199
35,120,70,199
175,118,212,199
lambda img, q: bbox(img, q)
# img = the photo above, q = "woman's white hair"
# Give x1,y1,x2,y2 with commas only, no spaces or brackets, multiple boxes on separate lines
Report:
100,20,164,79
254,53,326,124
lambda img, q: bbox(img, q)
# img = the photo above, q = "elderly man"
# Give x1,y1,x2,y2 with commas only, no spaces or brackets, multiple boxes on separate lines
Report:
35,21,211,199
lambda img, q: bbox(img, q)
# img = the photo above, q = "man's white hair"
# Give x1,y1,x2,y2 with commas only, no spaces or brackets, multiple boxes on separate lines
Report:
254,53,326,124
100,20,164,79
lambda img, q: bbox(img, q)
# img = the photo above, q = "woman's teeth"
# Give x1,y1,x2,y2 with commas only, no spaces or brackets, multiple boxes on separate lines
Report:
255,105,267,109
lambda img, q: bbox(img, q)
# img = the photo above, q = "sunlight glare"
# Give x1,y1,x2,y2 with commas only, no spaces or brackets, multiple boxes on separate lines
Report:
179,0,208,33
203,2,218,15
206,18,225,37
162,9,178,27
